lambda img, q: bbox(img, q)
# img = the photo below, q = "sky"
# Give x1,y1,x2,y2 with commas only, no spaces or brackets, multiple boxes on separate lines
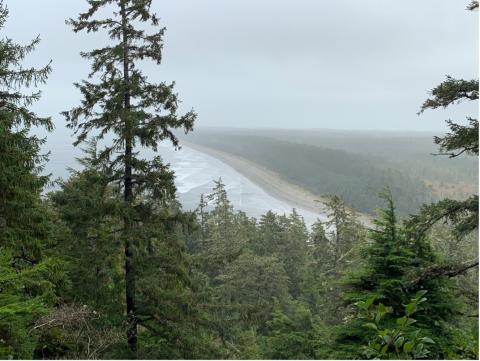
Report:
3,0,479,138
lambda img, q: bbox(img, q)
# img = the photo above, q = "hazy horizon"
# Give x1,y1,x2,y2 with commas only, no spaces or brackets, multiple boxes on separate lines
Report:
4,0,478,144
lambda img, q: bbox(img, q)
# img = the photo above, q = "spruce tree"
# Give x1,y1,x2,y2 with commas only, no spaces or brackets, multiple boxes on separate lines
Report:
344,191,416,315
336,191,458,358
413,74,479,240
255,211,309,297
0,1,52,258
300,220,331,313
199,180,250,279
314,196,365,324
63,0,196,354
323,195,364,271
216,250,290,331
310,220,330,265
49,145,126,321
0,1,65,357
413,2,478,240
254,210,284,256
52,146,224,359
282,210,309,297
261,299,316,359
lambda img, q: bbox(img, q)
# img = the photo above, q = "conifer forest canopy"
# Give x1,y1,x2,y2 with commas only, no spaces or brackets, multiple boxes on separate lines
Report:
0,0,478,359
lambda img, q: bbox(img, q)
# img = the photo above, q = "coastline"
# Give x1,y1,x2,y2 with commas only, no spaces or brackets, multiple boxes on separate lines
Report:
182,140,374,226
183,141,328,215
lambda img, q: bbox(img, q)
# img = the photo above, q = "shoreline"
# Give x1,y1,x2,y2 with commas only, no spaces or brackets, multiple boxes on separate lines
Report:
183,141,328,215
182,141,374,226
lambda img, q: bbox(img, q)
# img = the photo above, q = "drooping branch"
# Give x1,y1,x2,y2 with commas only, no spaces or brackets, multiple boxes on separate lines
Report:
408,258,479,289
418,76,478,113
467,0,479,10
406,195,478,239
432,118,479,158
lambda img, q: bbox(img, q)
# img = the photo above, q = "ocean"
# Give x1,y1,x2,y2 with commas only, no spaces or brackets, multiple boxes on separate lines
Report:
43,139,325,226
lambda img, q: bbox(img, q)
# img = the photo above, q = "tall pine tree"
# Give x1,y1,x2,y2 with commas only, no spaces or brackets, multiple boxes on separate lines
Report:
63,0,196,355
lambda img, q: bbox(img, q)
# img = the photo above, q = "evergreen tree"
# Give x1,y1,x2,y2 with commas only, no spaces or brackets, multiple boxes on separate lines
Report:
256,210,309,297
261,299,316,359
412,75,479,239
216,250,290,331
253,210,284,256
0,1,52,261
0,250,63,359
335,191,458,358
52,148,222,359
49,145,125,321
414,1,478,240
199,180,250,279
398,4,479,356
282,210,309,297
310,196,365,324
324,195,364,271
63,0,196,354
0,2,66,357
300,220,331,312
309,220,330,265
343,192,416,314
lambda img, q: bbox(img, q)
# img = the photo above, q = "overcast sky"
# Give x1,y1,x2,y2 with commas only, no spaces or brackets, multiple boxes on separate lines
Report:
4,0,478,137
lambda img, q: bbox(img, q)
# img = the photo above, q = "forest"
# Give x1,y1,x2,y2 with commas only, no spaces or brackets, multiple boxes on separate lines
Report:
183,130,477,216
183,132,437,215
0,0,478,360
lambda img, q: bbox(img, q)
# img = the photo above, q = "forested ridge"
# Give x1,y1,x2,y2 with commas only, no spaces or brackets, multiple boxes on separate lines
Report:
0,0,478,359
193,128,478,187
182,133,440,215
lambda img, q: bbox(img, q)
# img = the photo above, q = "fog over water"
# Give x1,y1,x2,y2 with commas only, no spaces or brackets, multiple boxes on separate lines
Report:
45,141,325,227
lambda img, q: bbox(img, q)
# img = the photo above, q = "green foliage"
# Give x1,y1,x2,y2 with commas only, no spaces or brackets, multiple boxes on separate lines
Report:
0,0,52,259
185,132,441,215
0,0,477,358
348,191,416,314
0,250,64,359
406,195,478,240
419,76,478,114
261,299,316,359
356,291,435,359
50,151,223,359
433,118,478,158
216,250,290,328
413,47,478,239
63,0,198,354
233,329,262,359
302,196,366,322
197,180,252,279
0,2,67,358
336,191,460,358
49,149,127,320
64,0,196,152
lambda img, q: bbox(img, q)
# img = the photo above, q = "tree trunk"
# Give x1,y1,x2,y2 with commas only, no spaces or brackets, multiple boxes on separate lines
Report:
120,0,137,356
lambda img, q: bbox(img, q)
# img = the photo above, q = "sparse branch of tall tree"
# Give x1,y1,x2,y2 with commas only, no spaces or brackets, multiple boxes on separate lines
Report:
408,258,479,290
419,77,478,113
467,0,479,10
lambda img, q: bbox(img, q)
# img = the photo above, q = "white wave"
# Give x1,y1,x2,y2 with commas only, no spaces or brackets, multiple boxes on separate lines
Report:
44,141,327,226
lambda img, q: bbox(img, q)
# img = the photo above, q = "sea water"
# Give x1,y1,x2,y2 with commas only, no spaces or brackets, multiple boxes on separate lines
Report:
44,139,325,226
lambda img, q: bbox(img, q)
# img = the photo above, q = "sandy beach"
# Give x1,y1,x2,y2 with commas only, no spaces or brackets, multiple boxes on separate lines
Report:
183,141,373,226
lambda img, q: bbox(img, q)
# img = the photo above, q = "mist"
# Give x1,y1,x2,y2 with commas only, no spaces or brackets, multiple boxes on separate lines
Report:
3,0,478,141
